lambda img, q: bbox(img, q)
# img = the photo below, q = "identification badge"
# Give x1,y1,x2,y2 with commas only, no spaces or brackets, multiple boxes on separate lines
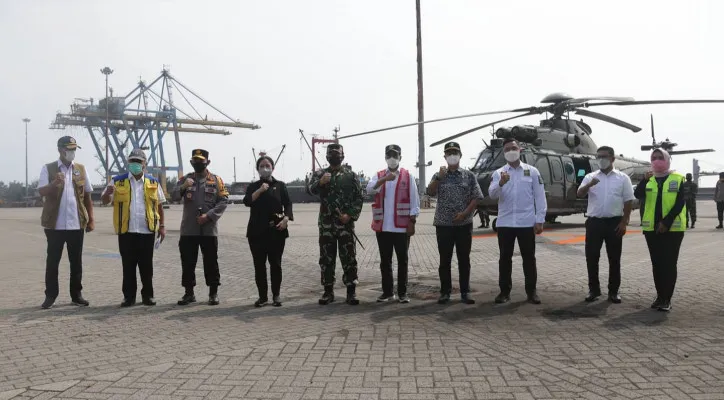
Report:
524,169,531,177
668,180,679,191
186,192,193,199
73,169,80,176
538,176,544,184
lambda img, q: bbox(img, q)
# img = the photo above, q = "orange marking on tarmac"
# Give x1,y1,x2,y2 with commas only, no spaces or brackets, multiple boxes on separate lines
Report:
552,230,641,245
474,230,641,244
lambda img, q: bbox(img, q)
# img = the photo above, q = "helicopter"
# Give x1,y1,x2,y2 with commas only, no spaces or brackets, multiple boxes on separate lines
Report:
340,93,724,230
641,114,715,156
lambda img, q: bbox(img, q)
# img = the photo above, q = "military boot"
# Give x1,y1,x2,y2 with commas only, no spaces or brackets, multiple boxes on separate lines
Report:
319,286,335,305
346,285,359,305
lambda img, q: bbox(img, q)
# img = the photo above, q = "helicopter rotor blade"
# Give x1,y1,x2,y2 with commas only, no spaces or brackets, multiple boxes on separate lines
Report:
567,96,635,105
584,99,724,107
668,149,716,155
428,112,534,147
641,145,656,151
574,109,642,132
650,114,656,144
337,107,535,140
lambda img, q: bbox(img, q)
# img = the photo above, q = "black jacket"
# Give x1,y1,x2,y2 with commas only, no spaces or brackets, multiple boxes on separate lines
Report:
243,177,293,238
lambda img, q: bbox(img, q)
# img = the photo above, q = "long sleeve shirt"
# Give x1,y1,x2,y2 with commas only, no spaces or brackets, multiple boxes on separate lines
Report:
243,177,294,239
172,171,229,236
38,160,93,230
635,175,686,230
488,162,547,228
366,168,421,233
307,166,363,229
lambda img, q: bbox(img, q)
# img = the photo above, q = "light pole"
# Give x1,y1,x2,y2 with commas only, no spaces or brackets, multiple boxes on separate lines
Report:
22,118,30,199
101,67,114,184
415,0,427,197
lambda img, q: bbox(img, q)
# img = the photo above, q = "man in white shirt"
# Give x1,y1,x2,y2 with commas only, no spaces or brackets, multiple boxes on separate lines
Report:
102,149,166,307
488,138,547,305
37,136,95,309
367,145,420,304
577,146,634,304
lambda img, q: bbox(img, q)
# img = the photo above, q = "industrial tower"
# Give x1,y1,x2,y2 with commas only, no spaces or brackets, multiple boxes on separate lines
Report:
50,68,260,194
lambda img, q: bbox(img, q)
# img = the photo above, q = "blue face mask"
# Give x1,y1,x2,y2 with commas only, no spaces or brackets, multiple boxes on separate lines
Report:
129,162,143,175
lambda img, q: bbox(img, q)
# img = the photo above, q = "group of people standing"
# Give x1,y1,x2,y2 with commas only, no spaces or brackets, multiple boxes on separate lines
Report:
37,135,717,312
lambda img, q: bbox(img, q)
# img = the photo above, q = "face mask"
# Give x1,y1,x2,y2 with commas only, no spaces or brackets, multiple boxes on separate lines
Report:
652,160,668,173
598,158,611,170
504,150,520,163
63,150,76,162
327,154,343,166
258,167,272,179
191,162,207,173
128,162,143,175
386,157,399,169
445,154,460,166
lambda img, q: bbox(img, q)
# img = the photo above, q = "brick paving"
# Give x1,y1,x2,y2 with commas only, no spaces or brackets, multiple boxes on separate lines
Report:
1,201,723,399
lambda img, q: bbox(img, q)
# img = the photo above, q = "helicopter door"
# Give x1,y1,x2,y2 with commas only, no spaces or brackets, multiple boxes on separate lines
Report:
561,156,582,201
533,155,552,200
571,157,592,185
547,156,566,203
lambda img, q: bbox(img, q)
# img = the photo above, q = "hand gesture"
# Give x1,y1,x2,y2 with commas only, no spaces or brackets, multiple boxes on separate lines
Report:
499,171,510,186
105,184,115,195
644,171,654,180
275,217,288,231
383,171,397,182
406,223,415,237
53,172,65,186
260,183,269,192
184,178,195,188
197,214,209,225
656,222,668,234
320,172,332,186
588,177,600,187
438,166,447,180
534,223,543,235
453,212,467,223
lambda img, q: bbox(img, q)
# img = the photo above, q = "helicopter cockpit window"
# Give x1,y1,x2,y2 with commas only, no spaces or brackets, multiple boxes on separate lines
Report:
474,148,505,172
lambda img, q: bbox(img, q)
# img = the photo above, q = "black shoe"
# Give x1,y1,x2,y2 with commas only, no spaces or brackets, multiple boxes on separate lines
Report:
254,298,268,307
41,296,56,309
120,298,135,307
657,301,671,312
71,296,89,307
177,293,196,306
398,295,410,304
585,290,602,302
494,293,510,304
319,287,335,305
650,297,663,309
527,293,541,304
690,223,695,229
461,293,475,305
717,225,723,229
377,294,395,302
272,296,282,307
437,293,451,304
142,297,156,306
346,285,359,305
208,294,220,306
608,293,622,304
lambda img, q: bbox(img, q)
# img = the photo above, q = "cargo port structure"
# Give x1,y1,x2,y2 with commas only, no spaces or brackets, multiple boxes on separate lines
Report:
50,68,260,193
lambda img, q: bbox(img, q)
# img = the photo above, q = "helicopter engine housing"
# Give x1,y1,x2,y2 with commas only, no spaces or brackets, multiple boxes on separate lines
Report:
495,125,541,145
563,133,580,148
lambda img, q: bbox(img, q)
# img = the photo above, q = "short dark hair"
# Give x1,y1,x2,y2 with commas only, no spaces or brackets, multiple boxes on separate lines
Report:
597,146,614,157
720,172,724,179
256,156,274,169
503,138,518,146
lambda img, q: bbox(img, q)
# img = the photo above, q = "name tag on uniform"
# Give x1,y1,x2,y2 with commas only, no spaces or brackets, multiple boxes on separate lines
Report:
73,169,80,176
668,180,679,191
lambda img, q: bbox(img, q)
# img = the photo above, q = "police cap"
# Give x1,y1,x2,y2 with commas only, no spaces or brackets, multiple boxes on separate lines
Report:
327,144,343,154
191,149,209,160
57,136,81,150
444,141,461,152
385,144,401,156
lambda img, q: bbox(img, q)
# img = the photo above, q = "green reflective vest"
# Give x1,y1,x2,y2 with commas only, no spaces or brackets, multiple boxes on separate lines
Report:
641,172,686,232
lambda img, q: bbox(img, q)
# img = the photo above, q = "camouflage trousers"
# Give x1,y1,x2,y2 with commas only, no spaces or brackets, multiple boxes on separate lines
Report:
319,226,358,287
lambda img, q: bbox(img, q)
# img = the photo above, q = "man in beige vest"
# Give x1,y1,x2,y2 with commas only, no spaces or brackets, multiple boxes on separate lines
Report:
38,136,95,309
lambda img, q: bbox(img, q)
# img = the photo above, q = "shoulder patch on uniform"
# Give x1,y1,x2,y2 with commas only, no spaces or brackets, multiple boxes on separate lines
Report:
538,175,544,184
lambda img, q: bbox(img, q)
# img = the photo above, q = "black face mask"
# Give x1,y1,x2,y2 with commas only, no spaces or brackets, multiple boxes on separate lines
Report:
327,154,343,166
191,162,207,173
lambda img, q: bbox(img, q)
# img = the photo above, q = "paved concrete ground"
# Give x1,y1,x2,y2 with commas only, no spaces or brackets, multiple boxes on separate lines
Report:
1,201,723,400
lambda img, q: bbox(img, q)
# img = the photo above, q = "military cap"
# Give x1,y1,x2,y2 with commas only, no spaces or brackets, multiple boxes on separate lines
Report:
128,148,147,162
326,143,343,154
57,136,81,150
444,141,461,152
191,149,209,160
385,144,401,155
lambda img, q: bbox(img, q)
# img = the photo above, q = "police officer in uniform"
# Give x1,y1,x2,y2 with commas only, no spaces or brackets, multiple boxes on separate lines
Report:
681,173,698,229
172,149,229,306
308,144,364,305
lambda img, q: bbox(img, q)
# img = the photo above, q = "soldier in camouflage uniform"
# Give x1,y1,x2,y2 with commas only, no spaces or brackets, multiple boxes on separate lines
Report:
307,144,364,305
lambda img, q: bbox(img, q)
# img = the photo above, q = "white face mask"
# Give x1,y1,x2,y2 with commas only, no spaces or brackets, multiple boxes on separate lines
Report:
504,150,520,163
445,154,460,166
63,150,76,162
386,157,399,169
258,167,272,179
599,158,612,170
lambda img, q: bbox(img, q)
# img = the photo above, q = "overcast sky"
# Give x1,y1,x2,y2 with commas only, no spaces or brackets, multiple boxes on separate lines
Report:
2,0,723,187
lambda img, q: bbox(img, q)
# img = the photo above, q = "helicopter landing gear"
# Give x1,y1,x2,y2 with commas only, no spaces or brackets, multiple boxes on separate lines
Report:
492,218,497,232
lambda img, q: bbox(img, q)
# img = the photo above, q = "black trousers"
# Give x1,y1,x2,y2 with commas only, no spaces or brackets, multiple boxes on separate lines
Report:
436,224,472,295
248,236,286,299
376,232,410,296
497,227,537,295
119,233,155,300
685,199,696,224
585,217,622,294
717,201,724,225
44,229,84,299
644,231,684,302
179,236,220,288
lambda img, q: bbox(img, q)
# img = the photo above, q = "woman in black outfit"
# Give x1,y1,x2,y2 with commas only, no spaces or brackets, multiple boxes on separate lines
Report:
243,156,293,307
634,148,686,312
